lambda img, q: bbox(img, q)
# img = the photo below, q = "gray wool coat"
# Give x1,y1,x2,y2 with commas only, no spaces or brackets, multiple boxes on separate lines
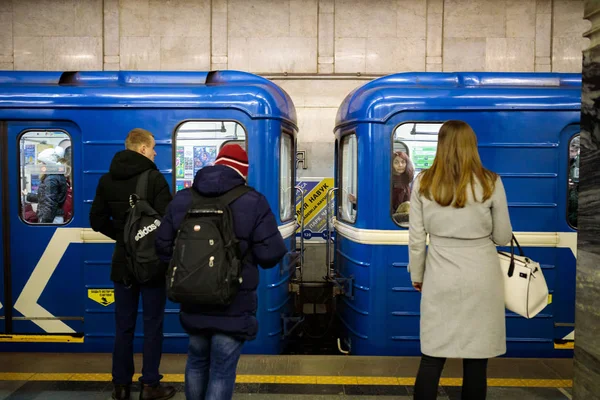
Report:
408,175,513,359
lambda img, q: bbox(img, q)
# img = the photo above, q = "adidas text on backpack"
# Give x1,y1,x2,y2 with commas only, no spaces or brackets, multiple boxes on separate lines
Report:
166,184,252,306
123,169,165,284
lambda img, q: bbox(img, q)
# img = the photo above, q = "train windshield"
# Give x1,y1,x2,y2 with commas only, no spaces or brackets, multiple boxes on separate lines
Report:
19,130,72,225
174,121,246,192
391,122,442,227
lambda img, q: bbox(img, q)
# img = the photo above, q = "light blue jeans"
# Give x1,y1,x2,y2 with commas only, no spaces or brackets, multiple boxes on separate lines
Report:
185,333,244,400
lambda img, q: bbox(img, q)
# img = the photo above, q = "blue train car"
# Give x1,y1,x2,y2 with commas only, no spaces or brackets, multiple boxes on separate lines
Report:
332,72,580,358
0,70,299,354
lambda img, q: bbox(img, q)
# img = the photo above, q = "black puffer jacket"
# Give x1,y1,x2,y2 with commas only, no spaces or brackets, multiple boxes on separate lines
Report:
28,174,68,223
89,150,172,284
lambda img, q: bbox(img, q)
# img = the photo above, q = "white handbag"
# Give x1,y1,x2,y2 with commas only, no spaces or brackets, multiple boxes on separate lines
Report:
498,235,549,319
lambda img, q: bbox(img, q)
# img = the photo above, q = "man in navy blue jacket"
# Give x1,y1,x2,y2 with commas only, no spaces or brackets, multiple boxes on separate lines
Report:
155,144,287,400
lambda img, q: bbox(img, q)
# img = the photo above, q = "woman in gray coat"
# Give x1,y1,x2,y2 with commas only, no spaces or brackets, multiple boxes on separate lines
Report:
408,120,512,400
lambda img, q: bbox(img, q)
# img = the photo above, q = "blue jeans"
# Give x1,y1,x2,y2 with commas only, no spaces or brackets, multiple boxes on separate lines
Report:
112,281,166,386
185,333,245,400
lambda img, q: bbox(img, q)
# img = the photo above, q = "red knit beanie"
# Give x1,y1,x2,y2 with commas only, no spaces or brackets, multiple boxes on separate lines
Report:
214,144,248,178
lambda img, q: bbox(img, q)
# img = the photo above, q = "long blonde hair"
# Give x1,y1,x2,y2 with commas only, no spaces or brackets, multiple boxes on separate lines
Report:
418,120,497,208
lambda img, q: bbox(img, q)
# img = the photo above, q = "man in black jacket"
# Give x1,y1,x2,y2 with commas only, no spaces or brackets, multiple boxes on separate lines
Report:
90,128,175,400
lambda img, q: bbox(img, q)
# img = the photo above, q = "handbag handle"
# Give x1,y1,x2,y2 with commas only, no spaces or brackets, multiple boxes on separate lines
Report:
507,234,524,278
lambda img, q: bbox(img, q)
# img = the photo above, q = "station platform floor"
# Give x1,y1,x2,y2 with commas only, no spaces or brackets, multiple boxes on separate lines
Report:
0,353,574,399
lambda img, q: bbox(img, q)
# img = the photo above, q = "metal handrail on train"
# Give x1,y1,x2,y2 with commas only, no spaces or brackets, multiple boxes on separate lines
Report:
325,187,338,279
294,185,306,280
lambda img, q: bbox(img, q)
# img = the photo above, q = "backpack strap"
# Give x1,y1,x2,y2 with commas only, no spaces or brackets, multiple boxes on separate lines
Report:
129,169,152,206
136,170,152,199
218,185,253,206
188,185,253,209
218,185,254,262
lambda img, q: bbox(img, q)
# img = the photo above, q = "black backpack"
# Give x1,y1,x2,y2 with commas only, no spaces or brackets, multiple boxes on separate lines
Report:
123,170,164,284
166,184,252,306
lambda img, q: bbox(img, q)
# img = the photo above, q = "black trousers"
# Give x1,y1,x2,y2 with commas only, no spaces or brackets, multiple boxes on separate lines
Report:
414,354,488,400
112,281,167,386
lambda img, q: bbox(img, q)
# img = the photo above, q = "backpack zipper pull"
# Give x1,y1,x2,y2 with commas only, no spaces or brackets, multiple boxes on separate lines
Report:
209,256,214,267
170,266,177,287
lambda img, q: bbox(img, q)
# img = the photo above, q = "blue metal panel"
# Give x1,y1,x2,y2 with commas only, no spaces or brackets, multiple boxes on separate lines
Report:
0,124,4,333
0,70,297,128
336,237,568,357
338,109,579,233
0,70,298,354
334,72,580,358
336,72,581,128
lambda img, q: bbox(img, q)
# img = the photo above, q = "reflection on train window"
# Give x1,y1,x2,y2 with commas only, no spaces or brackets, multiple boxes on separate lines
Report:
567,134,580,228
19,131,73,225
280,132,294,221
391,122,442,227
174,121,246,192
339,134,357,223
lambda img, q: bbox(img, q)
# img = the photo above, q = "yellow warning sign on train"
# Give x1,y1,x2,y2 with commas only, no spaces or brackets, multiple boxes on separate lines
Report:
88,289,115,306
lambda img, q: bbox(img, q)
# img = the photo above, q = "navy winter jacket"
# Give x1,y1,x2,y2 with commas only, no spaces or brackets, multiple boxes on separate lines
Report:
155,165,288,341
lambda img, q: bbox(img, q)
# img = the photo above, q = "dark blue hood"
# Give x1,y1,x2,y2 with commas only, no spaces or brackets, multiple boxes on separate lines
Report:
193,165,246,196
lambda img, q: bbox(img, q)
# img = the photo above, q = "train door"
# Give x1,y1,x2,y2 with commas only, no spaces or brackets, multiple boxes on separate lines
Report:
1,122,7,332
554,124,580,343
2,121,82,336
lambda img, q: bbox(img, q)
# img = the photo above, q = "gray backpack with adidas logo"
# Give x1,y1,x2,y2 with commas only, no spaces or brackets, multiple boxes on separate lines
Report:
123,169,164,284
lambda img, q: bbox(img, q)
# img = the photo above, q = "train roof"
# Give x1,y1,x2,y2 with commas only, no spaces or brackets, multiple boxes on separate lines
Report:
335,72,582,129
0,70,297,126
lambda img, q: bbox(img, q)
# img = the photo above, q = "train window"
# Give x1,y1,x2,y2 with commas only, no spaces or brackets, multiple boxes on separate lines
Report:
280,132,294,221
174,121,246,192
391,122,442,227
339,133,357,223
567,134,580,228
19,131,73,225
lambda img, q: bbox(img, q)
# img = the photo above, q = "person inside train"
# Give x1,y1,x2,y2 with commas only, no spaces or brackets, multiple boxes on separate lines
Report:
23,149,73,224
89,128,175,400
22,147,69,224
408,120,512,400
155,144,287,400
391,150,414,226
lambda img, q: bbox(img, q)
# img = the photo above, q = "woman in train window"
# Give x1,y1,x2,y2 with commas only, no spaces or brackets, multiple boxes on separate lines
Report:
391,151,414,226
34,147,69,223
408,120,512,400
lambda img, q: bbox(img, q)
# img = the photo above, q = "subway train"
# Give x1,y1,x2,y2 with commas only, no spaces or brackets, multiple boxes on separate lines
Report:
0,70,299,354
0,70,580,359
329,72,580,358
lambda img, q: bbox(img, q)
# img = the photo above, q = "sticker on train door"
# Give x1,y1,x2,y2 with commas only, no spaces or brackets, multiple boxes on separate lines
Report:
88,289,115,306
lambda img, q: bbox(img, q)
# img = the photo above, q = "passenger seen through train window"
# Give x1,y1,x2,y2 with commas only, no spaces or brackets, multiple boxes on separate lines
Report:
392,122,442,227
391,151,414,226
19,131,73,224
